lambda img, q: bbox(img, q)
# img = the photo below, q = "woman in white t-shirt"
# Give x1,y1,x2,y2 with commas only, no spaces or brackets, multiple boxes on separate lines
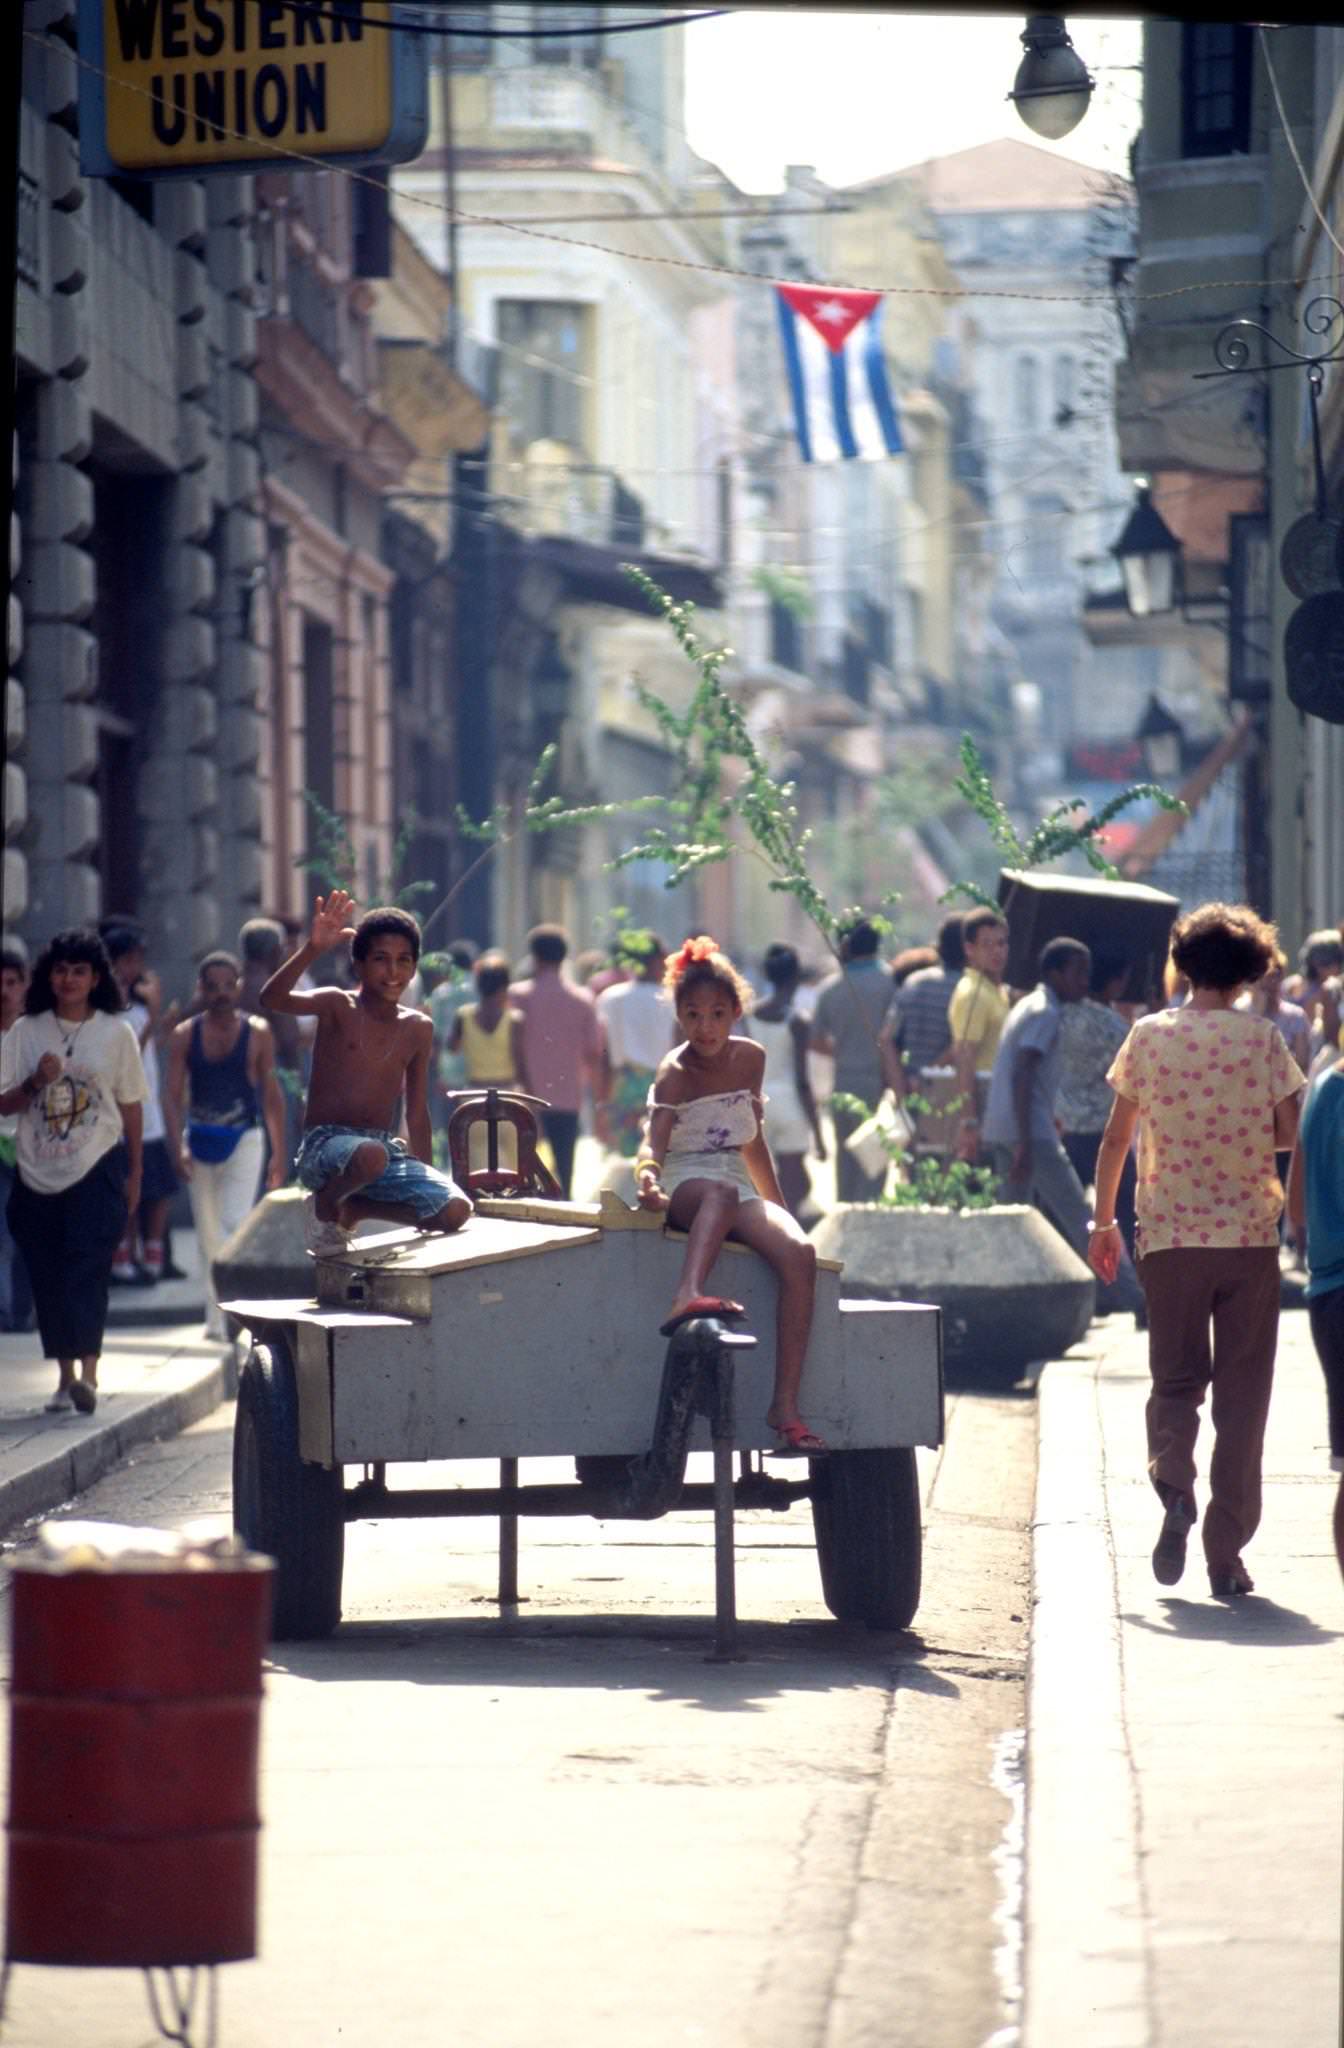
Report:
0,929,148,1415
743,944,825,1219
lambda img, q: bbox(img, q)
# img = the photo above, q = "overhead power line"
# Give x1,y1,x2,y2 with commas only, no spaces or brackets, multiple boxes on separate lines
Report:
43,28,1344,316
239,1,732,39
461,204,857,226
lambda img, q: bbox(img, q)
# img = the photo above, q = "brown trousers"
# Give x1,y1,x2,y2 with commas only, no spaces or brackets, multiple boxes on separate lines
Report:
1137,1245,1281,1570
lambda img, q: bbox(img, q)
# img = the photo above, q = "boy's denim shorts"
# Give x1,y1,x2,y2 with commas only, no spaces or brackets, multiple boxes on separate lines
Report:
295,1125,466,1222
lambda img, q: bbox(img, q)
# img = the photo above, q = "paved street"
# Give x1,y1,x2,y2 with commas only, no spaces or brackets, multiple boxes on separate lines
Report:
0,1356,1034,2048
0,1212,1338,2048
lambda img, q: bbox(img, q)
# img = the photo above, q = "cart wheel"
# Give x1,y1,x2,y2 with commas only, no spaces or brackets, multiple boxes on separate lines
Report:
810,1448,921,1630
233,1335,345,1641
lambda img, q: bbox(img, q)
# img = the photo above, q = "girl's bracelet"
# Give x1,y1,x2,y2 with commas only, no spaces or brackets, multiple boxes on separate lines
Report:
635,1157,661,1179
1088,1220,1119,1234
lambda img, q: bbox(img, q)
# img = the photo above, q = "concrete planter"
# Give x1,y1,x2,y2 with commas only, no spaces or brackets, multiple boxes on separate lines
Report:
214,1188,314,1307
213,1187,384,1307
809,1203,1095,1386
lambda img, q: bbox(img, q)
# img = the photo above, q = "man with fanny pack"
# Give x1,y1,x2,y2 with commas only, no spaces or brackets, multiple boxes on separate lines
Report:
164,950,287,1341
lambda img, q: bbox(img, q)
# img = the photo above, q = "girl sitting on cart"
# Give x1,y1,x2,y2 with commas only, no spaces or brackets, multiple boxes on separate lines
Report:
635,937,825,1457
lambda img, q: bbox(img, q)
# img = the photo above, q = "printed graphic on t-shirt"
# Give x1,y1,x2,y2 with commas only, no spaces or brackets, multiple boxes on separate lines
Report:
32,1065,105,1163
40,1072,96,1144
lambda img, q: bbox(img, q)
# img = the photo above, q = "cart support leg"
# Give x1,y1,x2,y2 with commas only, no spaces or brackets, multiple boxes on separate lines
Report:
707,1345,743,1663
498,1457,519,1606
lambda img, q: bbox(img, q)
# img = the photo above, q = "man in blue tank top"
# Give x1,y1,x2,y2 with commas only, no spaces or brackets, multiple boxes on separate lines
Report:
164,952,287,1342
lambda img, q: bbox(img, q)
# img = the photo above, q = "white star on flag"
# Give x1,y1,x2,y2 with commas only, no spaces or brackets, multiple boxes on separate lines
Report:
774,284,904,462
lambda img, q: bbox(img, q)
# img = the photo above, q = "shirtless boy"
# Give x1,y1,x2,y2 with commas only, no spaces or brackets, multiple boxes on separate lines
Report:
261,892,472,1254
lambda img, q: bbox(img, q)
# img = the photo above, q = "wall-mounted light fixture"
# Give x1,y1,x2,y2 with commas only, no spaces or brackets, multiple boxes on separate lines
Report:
1009,15,1095,141
1111,482,1183,619
1134,692,1186,782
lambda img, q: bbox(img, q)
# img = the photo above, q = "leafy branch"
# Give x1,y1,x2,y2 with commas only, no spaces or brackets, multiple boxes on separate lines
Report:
615,566,889,955
302,752,666,951
421,744,664,948
299,793,433,912
940,733,1188,907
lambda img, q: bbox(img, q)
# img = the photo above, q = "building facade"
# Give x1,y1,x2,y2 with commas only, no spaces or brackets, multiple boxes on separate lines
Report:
902,141,1210,780
12,9,271,998
373,220,490,931
395,33,732,953
1116,20,1344,938
7,6,486,998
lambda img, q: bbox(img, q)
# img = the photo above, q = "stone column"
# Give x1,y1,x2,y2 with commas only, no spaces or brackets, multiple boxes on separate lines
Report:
135,178,219,997
18,12,97,938
5,427,27,933
207,175,267,950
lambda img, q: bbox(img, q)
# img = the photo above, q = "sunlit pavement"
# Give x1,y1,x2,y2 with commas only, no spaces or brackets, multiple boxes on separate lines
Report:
1025,1307,1341,2048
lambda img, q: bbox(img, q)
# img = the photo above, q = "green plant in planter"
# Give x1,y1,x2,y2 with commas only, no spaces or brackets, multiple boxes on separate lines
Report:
830,1091,998,1211
593,908,663,973
941,733,1186,910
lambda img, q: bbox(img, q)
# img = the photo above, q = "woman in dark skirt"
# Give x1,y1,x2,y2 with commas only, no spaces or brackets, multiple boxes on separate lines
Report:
0,929,148,1414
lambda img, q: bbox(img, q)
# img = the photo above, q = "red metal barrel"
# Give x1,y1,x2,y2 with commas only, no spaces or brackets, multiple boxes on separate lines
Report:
5,1550,272,1968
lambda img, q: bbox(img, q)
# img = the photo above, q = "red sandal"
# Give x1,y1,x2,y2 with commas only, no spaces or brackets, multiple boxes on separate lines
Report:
658,1297,746,1338
768,1421,829,1459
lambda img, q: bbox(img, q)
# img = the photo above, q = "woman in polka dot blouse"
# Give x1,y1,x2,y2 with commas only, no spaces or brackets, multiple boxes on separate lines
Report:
1089,903,1304,1599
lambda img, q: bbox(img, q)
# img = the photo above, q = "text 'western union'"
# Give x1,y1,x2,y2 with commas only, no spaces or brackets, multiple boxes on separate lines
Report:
111,0,368,146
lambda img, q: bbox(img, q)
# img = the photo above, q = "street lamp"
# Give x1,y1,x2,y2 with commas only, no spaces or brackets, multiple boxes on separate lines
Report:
1111,482,1183,618
1135,693,1185,782
1009,15,1096,142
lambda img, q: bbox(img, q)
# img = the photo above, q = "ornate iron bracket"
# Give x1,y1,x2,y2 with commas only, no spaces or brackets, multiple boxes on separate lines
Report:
1194,296,1344,380
1193,297,1344,516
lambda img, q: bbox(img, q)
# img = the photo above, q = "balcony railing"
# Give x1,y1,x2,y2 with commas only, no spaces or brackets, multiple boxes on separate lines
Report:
491,68,596,134
510,460,646,550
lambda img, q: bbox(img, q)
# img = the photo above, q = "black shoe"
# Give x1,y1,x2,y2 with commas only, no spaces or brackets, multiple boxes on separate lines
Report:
160,1260,188,1281
1152,1494,1196,1586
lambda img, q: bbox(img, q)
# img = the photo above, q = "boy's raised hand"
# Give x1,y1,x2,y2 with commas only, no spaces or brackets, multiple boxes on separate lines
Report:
310,891,357,952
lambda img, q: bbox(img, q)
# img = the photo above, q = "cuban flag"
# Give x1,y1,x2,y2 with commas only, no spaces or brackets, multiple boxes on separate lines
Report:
775,284,903,463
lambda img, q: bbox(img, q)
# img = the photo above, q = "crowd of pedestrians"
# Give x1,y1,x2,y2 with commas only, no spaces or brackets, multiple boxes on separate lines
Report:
2,889,1343,1589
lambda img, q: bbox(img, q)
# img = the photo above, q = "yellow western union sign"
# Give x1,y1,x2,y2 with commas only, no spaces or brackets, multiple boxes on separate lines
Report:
79,1,428,175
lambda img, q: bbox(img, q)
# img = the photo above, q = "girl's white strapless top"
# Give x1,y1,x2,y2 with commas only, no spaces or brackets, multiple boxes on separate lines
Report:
647,1086,761,1155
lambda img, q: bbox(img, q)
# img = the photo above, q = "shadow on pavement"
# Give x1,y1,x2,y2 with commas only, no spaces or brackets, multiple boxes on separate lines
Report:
264,1615,961,1712
1122,1597,1340,1647
941,1374,1038,1401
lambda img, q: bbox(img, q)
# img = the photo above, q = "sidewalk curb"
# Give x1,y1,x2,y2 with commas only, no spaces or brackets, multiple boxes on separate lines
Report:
0,1349,234,1538
104,1299,208,1330
1023,1349,1151,2048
